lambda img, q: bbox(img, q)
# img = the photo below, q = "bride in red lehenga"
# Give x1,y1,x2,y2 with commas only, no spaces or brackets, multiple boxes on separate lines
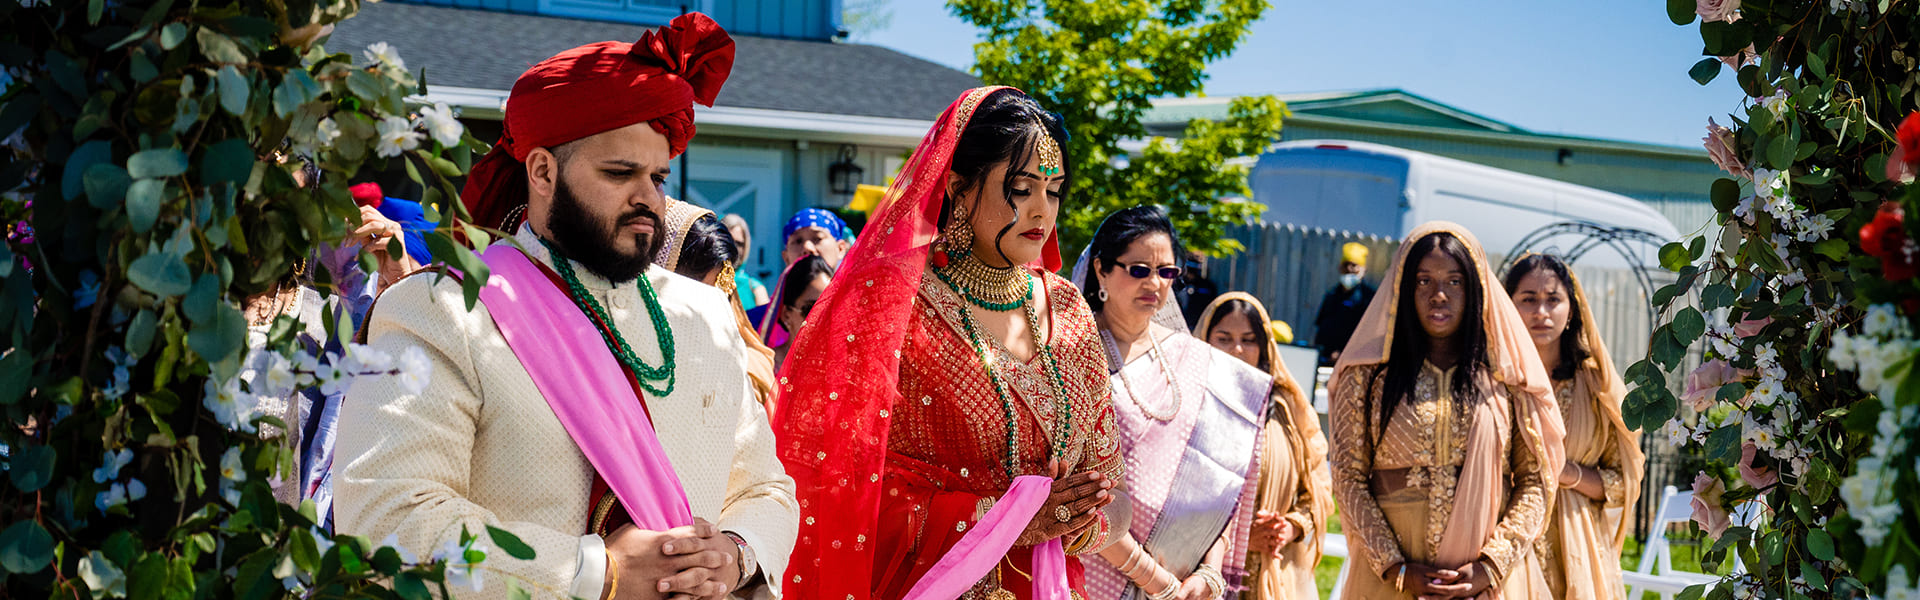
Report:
774,87,1129,600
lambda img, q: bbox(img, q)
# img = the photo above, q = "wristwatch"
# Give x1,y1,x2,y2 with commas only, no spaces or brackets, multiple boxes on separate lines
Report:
723,531,758,589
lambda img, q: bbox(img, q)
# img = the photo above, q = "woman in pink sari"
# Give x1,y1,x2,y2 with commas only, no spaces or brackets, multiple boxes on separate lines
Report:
1327,222,1565,599
775,87,1129,600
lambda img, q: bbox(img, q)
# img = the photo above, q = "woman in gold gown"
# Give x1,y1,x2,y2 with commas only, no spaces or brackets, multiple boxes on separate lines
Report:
1327,222,1565,600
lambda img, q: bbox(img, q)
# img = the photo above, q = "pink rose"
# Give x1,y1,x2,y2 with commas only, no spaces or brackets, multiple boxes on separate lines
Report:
1738,442,1779,490
1691,472,1732,539
1683,359,1748,412
1719,45,1758,71
1704,118,1747,179
1733,317,1771,338
1697,0,1741,23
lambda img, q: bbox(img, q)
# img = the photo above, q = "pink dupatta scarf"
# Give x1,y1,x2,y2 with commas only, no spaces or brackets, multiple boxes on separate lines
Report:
478,245,695,532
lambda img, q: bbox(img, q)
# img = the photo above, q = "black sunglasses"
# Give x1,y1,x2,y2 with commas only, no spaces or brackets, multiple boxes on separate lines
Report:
1124,264,1183,281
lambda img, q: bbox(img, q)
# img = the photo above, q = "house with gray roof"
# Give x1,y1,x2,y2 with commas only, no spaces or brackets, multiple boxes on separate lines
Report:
327,0,980,281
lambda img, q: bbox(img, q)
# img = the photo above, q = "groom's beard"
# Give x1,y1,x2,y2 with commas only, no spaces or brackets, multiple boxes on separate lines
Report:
546,175,663,284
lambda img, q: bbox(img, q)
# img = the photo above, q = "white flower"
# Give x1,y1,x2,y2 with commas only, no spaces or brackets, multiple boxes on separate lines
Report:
220,446,247,484
435,538,489,592
374,116,421,158
126,478,146,501
94,483,127,514
1828,0,1859,14
346,343,393,373
293,350,321,387
1753,168,1788,199
316,358,352,397
1770,233,1794,266
1710,335,1740,361
1865,304,1904,339
1761,90,1792,121
414,102,464,148
1796,213,1836,242
397,346,431,396
219,478,242,506
1830,331,1857,370
1754,343,1780,369
1747,379,1779,409
1778,270,1808,287
1662,419,1689,446
363,42,407,72
93,448,133,483
317,117,342,146
78,551,126,600
203,378,259,433
1732,196,1760,225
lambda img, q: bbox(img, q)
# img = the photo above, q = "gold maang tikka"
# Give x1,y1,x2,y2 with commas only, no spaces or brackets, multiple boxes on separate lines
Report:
1034,122,1063,177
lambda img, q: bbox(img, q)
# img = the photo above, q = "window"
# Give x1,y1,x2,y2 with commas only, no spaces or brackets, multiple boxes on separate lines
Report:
538,0,711,26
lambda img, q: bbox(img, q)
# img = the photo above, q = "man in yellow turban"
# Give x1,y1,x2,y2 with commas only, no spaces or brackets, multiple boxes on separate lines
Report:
1312,242,1375,365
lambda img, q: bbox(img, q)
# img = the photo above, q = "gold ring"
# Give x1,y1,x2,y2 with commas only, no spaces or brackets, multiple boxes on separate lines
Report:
1055,505,1073,523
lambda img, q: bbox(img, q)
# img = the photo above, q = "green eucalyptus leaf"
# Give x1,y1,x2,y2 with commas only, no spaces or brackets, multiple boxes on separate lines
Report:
1689,58,1722,85
1661,242,1690,272
1711,178,1741,213
63,139,114,201
83,163,131,210
1807,528,1835,560
126,309,158,357
1707,424,1743,461
1668,0,1697,25
0,351,28,405
127,148,188,178
487,525,536,560
1701,283,1738,311
128,252,192,297
127,553,168,599
1766,134,1795,170
196,28,247,64
186,302,245,364
126,179,166,233
159,22,188,50
183,274,220,323
395,572,431,600
0,520,54,574
7,444,54,492
1672,307,1707,344
200,138,254,186
215,65,249,116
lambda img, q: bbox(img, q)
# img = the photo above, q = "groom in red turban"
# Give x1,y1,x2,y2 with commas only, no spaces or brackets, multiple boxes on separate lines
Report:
337,13,799,600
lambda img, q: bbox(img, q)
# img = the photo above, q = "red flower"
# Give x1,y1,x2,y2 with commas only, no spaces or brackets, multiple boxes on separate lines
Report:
1888,112,1920,182
349,182,384,208
1861,201,1918,281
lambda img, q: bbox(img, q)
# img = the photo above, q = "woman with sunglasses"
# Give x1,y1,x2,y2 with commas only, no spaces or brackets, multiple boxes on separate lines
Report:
1075,206,1271,600
762,254,833,369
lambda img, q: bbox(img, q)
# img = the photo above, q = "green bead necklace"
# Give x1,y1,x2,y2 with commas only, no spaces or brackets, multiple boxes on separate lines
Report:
943,273,1075,477
540,238,677,397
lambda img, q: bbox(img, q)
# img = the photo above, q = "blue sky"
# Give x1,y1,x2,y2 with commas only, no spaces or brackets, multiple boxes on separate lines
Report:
858,0,1748,148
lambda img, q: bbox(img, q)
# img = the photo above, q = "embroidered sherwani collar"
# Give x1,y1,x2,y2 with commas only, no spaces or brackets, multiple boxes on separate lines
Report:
512,227,662,294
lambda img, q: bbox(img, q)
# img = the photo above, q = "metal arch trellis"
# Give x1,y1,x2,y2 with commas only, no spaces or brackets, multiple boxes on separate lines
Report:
1496,221,1670,328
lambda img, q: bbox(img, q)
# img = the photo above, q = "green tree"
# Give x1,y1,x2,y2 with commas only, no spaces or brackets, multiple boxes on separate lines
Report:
948,0,1285,258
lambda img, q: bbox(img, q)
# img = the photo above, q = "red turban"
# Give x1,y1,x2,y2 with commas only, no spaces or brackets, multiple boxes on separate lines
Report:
461,12,735,231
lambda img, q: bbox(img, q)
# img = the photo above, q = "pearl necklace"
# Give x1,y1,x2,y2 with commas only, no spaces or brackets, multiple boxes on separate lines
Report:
1102,328,1182,423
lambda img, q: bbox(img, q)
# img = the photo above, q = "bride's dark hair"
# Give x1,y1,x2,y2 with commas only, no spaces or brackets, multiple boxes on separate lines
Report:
937,88,1072,266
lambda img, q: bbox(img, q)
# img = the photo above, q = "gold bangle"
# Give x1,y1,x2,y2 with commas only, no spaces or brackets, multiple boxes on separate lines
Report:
605,552,621,600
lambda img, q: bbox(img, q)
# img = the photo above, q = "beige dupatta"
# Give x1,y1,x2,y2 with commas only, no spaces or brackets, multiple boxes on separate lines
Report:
656,199,779,410
1549,268,1646,600
1196,293,1333,600
1331,222,1566,571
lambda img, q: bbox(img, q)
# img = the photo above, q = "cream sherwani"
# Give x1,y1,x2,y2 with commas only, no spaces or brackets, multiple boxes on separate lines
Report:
334,228,798,600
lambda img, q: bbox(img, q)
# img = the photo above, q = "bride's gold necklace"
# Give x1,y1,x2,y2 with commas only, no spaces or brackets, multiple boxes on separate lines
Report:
935,249,1030,311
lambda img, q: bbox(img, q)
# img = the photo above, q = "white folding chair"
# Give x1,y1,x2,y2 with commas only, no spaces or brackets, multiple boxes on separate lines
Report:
1622,485,1724,600
1323,532,1350,599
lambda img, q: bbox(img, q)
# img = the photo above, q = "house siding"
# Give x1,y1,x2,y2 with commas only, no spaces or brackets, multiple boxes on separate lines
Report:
389,0,837,39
